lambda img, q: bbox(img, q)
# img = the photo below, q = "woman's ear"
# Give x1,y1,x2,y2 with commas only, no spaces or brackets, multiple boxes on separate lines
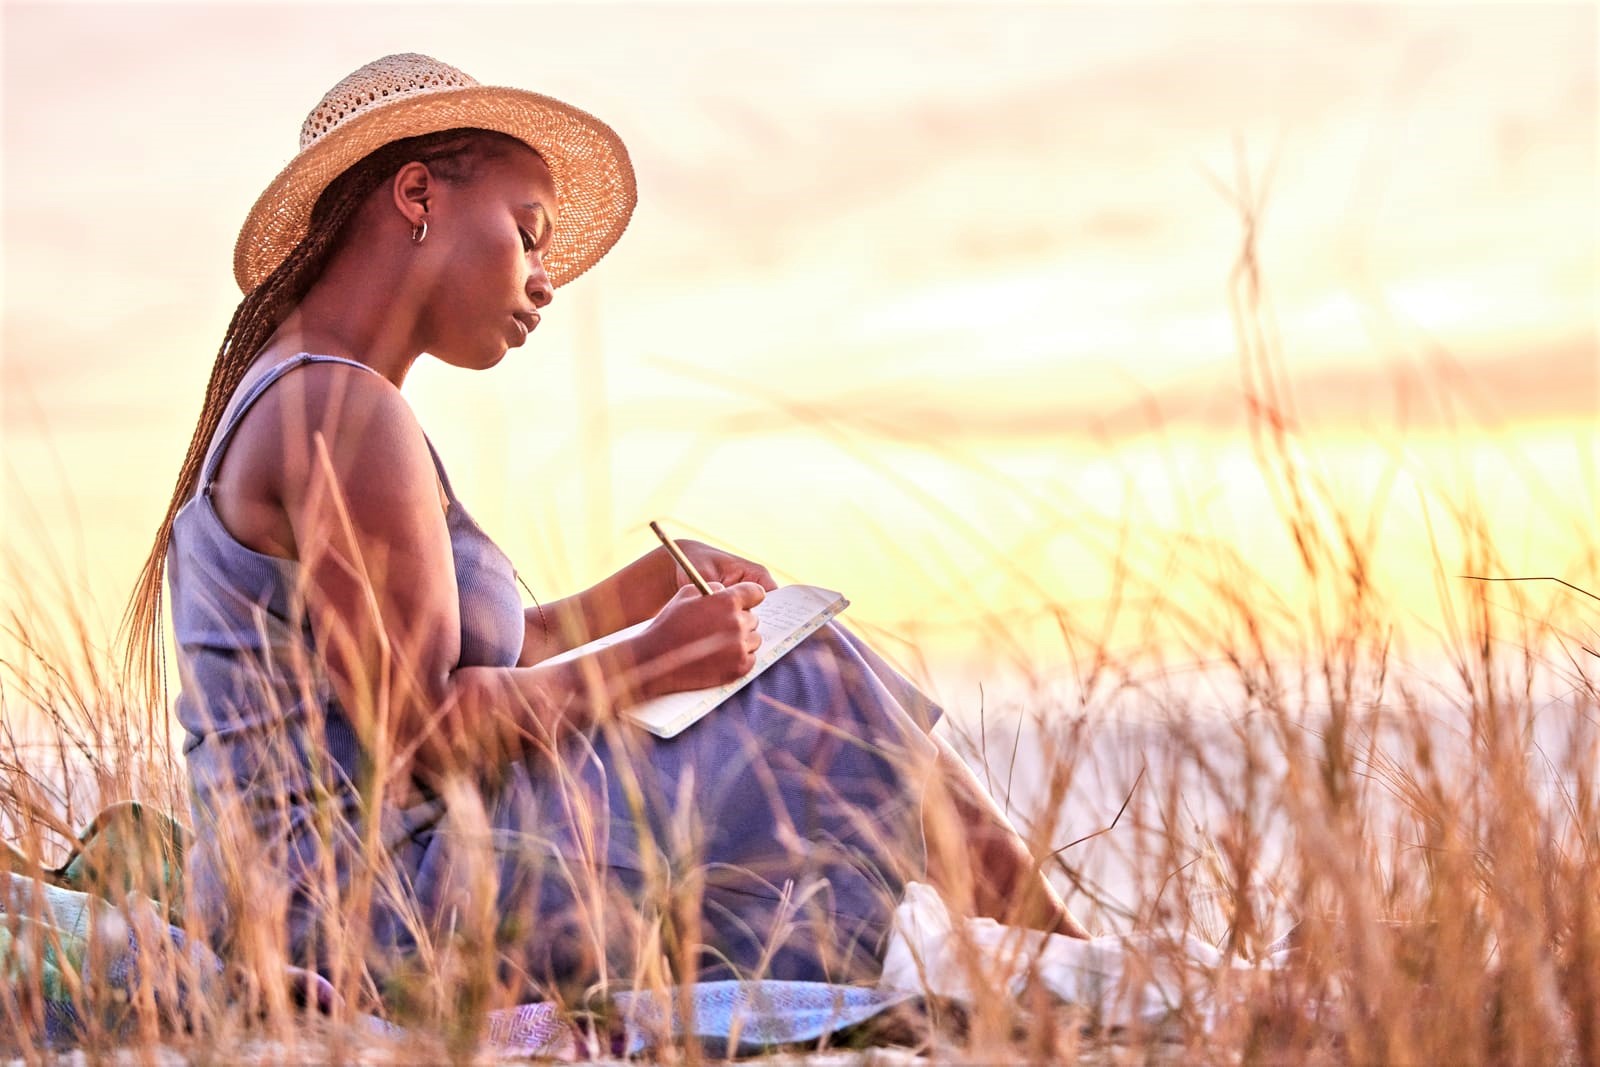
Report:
390,161,434,228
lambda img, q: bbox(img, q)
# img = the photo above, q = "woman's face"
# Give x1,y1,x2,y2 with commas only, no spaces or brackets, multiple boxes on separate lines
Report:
418,144,559,371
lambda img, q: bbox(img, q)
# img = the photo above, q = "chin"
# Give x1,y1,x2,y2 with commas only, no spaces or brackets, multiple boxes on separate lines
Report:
430,333,516,372
441,341,509,372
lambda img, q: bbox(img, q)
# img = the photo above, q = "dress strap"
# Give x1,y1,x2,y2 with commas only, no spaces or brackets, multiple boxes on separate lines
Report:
199,353,381,488
421,436,459,505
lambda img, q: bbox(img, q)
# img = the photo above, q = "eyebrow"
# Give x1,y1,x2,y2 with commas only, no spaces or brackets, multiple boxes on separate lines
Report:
521,202,554,232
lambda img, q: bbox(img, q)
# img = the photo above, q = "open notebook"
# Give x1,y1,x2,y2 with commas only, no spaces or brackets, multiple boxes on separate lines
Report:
540,584,849,738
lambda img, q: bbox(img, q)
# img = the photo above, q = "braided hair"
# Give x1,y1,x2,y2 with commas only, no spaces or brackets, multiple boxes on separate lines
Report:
122,128,530,707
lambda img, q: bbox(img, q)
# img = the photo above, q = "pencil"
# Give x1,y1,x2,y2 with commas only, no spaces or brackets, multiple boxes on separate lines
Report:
650,520,713,596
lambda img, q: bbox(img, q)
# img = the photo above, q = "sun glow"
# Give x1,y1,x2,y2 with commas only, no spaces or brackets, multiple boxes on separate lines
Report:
2,4,1594,714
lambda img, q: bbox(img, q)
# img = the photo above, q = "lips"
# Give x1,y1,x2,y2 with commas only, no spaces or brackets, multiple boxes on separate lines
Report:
510,311,539,345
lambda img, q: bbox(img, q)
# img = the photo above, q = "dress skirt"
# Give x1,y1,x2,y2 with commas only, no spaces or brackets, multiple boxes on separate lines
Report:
393,623,943,991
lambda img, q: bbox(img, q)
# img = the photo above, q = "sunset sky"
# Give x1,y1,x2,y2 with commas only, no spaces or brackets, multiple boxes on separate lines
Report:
3,3,1595,709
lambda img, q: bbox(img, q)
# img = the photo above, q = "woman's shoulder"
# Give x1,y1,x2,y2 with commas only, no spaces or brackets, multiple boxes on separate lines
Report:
225,352,437,502
206,352,441,560
233,353,414,444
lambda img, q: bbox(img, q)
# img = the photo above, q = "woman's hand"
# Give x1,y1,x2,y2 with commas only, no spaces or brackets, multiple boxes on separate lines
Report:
626,581,766,700
521,540,776,668
671,540,777,593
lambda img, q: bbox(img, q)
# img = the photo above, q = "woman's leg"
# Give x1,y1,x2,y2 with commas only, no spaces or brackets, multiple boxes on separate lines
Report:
811,626,1090,936
923,733,1090,938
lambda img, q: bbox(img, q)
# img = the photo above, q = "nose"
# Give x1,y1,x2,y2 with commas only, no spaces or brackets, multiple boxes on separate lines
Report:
526,255,554,309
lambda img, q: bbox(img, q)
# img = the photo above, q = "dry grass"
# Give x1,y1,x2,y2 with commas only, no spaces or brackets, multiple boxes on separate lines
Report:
4,183,1596,1065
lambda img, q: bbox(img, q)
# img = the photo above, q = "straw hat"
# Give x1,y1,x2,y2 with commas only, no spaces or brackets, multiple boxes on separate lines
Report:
233,53,636,294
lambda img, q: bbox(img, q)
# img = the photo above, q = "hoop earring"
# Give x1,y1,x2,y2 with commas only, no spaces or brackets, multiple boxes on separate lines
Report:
410,220,428,245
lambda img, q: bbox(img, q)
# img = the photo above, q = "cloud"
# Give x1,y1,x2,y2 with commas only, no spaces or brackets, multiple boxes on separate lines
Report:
689,332,1597,446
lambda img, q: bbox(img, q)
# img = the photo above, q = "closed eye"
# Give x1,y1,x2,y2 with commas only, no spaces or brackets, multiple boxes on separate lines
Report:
520,203,553,254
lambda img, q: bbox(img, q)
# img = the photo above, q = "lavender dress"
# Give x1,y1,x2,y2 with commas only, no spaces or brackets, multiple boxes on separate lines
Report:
170,354,941,992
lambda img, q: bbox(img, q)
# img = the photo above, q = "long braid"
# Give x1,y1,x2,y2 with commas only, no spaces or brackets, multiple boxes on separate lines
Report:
121,128,529,710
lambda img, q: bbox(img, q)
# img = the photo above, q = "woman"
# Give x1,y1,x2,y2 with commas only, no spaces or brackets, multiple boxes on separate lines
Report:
125,53,1086,1003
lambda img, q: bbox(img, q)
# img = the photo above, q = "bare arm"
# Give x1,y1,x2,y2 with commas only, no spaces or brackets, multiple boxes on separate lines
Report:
516,552,679,667
275,366,764,787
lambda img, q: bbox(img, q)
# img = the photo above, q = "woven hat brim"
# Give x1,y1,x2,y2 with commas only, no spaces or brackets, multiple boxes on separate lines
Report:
233,84,637,293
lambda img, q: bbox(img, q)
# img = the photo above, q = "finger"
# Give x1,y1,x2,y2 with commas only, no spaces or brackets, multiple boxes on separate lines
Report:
729,581,767,608
737,614,760,644
718,558,776,591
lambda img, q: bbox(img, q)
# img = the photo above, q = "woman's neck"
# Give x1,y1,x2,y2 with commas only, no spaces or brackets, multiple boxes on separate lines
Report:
257,308,414,388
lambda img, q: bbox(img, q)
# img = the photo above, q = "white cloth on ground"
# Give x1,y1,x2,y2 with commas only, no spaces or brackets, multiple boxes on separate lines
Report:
878,882,1287,1030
